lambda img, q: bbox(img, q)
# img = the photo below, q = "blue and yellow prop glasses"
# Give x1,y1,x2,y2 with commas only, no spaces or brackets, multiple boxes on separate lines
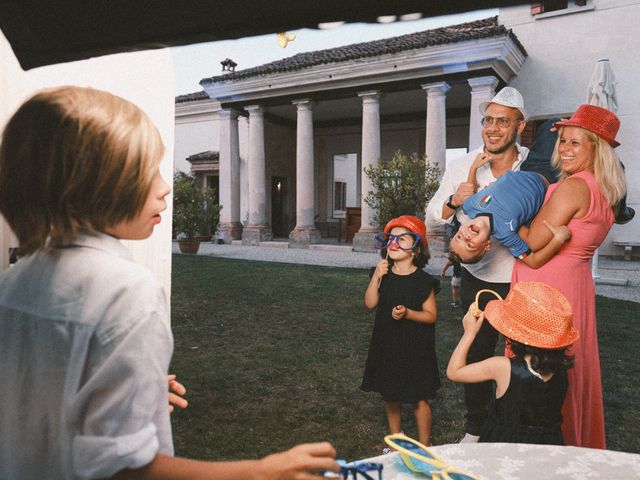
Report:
374,232,422,251
384,434,479,480
326,460,383,480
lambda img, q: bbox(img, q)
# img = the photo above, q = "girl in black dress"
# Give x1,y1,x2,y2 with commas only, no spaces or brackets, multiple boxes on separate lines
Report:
361,215,440,447
447,281,578,445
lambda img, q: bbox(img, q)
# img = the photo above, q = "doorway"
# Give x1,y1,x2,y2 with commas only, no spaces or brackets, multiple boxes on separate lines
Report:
271,176,288,237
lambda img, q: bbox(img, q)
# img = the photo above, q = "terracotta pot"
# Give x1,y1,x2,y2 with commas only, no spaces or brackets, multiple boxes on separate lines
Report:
178,239,201,254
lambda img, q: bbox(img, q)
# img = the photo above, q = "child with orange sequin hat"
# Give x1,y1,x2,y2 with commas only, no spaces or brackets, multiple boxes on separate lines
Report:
447,281,578,445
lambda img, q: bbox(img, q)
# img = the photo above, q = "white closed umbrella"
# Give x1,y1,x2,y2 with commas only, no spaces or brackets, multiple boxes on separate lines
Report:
587,59,618,280
587,58,618,112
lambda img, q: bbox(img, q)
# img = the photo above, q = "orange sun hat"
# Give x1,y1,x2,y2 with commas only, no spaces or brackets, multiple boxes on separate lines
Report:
484,282,579,349
384,215,428,247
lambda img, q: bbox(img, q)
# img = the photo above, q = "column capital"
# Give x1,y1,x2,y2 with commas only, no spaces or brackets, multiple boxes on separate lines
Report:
245,104,264,115
217,108,240,120
421,82,451,96
467,76,499,92
292,98,314,110
358,90,382,103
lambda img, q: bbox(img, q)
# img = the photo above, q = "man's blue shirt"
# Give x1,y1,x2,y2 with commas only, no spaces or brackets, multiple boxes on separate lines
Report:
462,171,546,258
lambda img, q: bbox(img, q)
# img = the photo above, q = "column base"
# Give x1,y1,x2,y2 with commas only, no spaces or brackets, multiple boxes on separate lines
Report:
241,224,272,245
218,222,243,244
288,226,321,249
352,230,379,253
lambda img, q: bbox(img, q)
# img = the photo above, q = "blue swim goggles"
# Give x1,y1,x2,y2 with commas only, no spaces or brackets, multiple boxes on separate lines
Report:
325,460,383,480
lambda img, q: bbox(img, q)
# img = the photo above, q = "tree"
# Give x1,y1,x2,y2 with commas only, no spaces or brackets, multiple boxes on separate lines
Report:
363,150,440,228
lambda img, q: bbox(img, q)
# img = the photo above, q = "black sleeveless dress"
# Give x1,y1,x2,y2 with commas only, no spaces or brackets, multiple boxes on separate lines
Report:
479,357,568,445
360,268,440,403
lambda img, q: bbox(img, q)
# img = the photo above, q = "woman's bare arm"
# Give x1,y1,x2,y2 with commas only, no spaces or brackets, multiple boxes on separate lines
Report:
518,177,590,252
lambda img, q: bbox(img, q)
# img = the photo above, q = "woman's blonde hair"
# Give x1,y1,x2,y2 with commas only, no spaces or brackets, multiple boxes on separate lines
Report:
551,126,626,207
0,86,164,254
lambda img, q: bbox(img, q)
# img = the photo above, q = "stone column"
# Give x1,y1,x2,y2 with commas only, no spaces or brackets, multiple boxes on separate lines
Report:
352,90,381,252
468,76,499,151
422,82,451,177
242,105,272,245
217,108,243,243
289,99,320,248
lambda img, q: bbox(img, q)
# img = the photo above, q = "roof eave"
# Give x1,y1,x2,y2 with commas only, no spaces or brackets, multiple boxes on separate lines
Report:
202,35,527,105
175,98,221,119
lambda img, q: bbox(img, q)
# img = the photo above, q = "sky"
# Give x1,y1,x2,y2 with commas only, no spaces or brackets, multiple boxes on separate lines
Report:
170,8,498,96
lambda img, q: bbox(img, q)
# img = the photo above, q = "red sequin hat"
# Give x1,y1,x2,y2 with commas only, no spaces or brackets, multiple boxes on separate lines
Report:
554,104,620,148
384,215,428,248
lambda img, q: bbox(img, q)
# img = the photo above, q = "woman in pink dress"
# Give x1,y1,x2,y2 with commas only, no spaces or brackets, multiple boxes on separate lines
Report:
512,104,627,449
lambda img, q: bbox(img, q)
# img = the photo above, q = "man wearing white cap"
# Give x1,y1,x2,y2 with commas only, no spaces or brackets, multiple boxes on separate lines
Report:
426,86,529,443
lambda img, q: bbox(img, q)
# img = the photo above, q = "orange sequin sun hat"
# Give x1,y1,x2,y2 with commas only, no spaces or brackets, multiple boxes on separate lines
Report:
484,282,579,349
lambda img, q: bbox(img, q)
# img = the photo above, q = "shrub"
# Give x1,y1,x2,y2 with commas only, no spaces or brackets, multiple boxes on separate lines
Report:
173,172,222,238
363,150,440,228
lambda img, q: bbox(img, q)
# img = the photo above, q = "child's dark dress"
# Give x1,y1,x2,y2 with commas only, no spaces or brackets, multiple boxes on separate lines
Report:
480,358,568,445
361,268,440,402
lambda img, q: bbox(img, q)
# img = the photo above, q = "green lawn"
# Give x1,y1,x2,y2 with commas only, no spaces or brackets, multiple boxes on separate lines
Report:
169,254,640,461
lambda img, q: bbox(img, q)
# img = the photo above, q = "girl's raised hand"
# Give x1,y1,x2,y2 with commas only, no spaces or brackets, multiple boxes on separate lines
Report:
470,152,491,171
462,304,484,335
373,259,389,281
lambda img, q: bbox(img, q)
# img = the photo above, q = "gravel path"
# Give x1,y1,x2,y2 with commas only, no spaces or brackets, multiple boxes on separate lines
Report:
174,241,640,304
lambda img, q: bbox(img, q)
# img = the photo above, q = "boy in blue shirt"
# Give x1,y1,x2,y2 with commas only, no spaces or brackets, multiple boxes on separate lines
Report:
449,153,570,267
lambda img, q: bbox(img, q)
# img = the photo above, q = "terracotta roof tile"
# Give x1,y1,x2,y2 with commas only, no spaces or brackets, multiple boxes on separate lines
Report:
186,150,219,162
200,16,524,85
175,90,209,103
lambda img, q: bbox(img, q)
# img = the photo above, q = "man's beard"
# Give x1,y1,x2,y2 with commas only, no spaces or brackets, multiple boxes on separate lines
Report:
484,131,518,154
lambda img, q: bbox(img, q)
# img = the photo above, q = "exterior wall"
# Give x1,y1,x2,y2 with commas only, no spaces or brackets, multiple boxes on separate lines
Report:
446,116,471,151
500,0,640,255
0,30,175,294
174,100,219,173
175,105,250,225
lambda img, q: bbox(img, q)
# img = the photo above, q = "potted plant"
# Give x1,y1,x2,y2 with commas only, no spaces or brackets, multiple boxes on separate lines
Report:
173,172,218,254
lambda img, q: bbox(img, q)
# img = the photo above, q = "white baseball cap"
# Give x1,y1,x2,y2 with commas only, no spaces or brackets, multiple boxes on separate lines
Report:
479,86,527,121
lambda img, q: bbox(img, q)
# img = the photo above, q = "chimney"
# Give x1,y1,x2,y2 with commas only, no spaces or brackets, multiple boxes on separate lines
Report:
220,58,237,74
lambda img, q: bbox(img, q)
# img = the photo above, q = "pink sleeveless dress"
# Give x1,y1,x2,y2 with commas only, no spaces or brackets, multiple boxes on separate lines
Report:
511,171,613,449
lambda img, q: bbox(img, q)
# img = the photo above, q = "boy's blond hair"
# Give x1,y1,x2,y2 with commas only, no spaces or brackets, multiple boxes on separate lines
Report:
552,126,626,207
0,86,164,254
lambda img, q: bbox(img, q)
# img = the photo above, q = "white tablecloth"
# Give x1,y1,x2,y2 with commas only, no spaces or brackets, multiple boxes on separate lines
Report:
362,443,640,479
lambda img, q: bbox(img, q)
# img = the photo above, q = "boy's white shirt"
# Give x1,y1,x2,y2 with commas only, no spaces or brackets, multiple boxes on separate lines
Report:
425,145,530,283
0,231,173,479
